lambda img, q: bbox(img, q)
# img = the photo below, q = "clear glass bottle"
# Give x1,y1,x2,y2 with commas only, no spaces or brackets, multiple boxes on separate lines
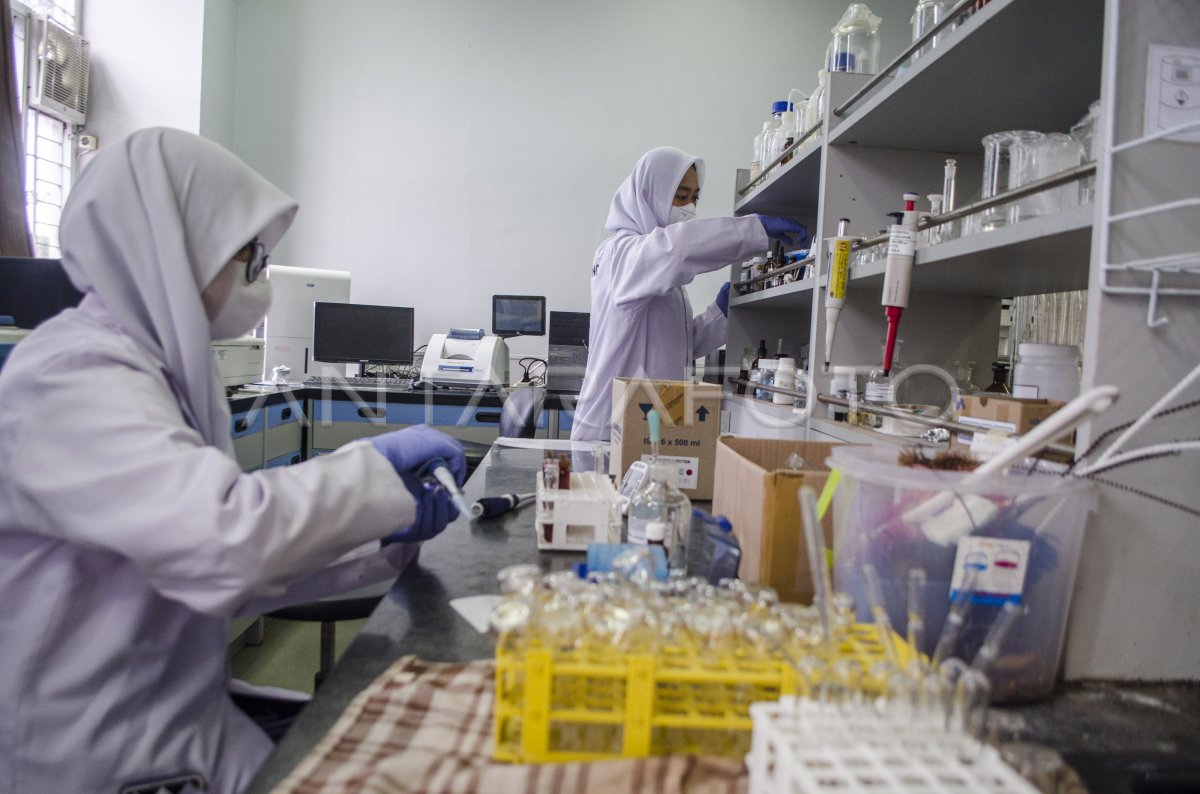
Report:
826,3,882,75
626,462,690,560
953,360,977,395
659,465,692,577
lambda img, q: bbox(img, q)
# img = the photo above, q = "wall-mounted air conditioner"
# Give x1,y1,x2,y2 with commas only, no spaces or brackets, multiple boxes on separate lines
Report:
29,15,89,126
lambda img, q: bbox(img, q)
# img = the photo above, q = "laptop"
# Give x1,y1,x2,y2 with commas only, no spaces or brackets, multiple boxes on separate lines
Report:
546,311,589,393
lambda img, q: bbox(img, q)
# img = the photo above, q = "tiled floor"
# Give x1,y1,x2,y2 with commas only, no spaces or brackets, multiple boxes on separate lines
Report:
230,617,365,695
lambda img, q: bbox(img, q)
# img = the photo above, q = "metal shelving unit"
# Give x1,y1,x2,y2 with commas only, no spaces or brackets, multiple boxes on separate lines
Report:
725,0,1105,431
725,0,1200,684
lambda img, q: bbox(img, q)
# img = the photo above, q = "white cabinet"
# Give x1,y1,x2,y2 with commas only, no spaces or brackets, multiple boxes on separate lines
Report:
726,0,1200,680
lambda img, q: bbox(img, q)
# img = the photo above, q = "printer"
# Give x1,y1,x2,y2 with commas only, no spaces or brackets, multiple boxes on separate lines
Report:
420,328,509,389
212,336,265,387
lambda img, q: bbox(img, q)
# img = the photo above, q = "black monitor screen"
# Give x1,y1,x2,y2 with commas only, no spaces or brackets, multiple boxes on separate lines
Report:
492,294,545,337
313,302,414,365
0,257,84,328
548,311,589,347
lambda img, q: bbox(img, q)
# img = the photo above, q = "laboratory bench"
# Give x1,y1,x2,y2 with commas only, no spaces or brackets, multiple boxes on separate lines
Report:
247,442,1200,794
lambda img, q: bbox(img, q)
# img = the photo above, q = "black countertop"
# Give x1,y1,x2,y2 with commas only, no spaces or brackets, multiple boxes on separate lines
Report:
248,443,1200,794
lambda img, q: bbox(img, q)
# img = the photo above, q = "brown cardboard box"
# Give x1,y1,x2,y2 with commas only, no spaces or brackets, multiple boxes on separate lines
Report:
609,377,723,499
711,436,841,604
952,394,1068,452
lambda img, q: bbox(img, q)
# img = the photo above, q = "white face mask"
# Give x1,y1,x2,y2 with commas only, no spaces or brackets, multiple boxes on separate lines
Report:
209,277,272,340
667,203,697,225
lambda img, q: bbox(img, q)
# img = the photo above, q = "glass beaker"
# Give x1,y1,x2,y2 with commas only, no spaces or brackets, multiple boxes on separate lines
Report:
978,130,1042,232
911,0,957,61
1008,132,1085,224
827,4,882,75
1070,99,1101,205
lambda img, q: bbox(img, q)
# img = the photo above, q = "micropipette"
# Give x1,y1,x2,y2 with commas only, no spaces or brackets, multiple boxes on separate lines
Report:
880,192,920,375
430,463,472,518
470,492,535,519
823,218,853,369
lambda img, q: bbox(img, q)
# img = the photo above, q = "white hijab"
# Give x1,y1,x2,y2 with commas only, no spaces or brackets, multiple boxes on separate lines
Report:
604,146,705,235
58,127,298,452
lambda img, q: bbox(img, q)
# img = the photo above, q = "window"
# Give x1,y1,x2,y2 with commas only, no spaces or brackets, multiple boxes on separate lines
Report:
11,0,81,257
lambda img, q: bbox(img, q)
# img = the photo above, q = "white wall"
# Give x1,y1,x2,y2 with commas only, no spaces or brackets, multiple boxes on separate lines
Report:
227,0,914,364
81,0,205,145
199,0,238,149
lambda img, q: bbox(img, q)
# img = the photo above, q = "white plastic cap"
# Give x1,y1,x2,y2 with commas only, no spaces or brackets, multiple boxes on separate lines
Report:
646,521,667,542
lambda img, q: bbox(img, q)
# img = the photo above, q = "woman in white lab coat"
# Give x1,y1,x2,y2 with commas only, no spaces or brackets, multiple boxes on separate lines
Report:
0,128,465,793
571,146,806,441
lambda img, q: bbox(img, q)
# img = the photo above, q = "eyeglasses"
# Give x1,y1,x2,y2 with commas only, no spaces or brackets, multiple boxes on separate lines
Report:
234,238,270,283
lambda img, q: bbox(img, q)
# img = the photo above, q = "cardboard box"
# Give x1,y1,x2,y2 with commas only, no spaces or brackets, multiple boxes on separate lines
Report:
952,394,1068,453
711,436,841,604
609,377,722,499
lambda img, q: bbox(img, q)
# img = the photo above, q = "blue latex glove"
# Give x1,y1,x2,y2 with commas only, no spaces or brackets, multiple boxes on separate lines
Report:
385,469,458,544
756,215,809,246
369,425,467,543
716,281,730,317
369,424,466,485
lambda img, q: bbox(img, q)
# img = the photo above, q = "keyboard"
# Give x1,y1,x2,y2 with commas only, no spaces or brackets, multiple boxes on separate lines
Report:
303,375,414,389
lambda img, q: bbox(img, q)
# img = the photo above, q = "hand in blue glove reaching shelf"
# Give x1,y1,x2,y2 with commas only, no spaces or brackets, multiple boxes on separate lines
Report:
756,215,809,246
716,281,730,317
368,425,467,544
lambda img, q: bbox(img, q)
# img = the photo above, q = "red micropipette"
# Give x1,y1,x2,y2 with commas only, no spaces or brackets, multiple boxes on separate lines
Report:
881,192,920,375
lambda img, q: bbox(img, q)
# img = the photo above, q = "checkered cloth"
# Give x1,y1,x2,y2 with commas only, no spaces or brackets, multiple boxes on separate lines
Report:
271,655,748,794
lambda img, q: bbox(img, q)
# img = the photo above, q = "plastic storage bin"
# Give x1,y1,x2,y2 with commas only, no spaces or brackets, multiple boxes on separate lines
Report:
827,445,1094,703
492,624,916,763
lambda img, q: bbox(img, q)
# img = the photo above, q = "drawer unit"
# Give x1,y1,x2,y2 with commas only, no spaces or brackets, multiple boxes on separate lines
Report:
231,408,266,471
264,401,304,463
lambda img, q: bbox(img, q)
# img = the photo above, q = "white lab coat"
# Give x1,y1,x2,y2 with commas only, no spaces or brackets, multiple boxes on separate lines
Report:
571,147,769,441
0,298,418,793
0,128,419,793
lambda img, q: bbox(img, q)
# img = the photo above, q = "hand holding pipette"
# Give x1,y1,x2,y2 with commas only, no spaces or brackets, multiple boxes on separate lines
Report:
429,462,472,518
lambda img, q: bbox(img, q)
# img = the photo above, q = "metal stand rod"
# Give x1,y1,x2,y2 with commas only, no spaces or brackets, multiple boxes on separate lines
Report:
725,378,1074,457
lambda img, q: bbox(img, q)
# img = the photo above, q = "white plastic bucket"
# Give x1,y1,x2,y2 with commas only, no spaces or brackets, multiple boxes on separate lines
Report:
1012,343,1081,401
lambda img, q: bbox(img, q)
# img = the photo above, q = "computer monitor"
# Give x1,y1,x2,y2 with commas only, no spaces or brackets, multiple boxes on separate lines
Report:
0,257,84,328
312,302,414,367
546,310,590,393
492,295,546,338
